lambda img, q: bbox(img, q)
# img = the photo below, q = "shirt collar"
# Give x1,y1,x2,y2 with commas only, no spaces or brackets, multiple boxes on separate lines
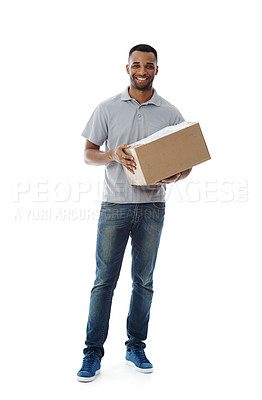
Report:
120,86,161,106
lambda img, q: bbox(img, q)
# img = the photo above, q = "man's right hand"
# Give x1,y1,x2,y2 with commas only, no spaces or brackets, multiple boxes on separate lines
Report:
111,144,136,174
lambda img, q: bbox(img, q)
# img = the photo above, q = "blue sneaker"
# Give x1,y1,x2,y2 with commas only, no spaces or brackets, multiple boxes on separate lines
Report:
126,345,153,373
77,353,101,382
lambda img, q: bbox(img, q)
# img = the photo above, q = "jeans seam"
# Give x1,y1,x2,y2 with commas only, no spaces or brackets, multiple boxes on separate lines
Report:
100,288,113,345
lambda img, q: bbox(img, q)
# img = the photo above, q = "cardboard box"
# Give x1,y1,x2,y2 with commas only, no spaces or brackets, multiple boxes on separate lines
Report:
123,121,211,185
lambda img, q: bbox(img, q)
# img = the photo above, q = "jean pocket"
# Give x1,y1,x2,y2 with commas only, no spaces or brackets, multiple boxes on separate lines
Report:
153,202,166,210
101,202,117,207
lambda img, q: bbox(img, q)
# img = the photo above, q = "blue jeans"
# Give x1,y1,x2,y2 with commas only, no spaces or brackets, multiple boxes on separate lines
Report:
83,201,165,359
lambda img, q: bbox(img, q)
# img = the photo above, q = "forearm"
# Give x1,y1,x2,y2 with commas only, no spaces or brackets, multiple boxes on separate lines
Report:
84,144,136,173
84,148,113,166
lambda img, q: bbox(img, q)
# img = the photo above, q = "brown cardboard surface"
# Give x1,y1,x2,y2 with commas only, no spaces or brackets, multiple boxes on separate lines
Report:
123,122,211,185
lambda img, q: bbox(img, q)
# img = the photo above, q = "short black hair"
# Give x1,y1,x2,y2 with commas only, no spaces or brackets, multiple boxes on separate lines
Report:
129,44,158,63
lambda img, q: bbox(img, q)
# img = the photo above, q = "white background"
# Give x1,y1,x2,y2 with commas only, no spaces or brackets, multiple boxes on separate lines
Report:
1,0,261,399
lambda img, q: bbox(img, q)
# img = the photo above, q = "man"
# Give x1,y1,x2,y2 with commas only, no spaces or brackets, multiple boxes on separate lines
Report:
77,44,192,382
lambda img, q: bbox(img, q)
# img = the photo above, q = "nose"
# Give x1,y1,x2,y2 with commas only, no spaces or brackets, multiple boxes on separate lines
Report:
140,66,147,75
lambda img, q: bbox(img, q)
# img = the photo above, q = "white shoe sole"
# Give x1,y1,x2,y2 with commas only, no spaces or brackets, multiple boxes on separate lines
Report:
126,360,153,373
77,369,101,382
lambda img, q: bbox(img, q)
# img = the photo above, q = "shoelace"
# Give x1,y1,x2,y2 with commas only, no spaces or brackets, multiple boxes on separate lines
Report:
132,347,150,363
81,353,98,372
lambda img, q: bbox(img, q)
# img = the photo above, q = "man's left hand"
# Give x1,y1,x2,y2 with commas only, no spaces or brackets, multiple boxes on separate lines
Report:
154,172,181,185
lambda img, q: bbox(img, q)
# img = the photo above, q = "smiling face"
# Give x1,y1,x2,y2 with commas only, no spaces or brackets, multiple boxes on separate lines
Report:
126,51,158,91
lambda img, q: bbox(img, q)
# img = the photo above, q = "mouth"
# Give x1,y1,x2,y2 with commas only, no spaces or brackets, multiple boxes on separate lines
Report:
135,76,148,82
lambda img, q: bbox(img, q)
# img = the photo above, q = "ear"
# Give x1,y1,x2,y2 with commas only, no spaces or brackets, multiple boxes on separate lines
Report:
155,65,159,75
126,64,130,75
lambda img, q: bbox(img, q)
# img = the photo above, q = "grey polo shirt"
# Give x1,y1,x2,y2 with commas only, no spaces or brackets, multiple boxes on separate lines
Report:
81,86,184,203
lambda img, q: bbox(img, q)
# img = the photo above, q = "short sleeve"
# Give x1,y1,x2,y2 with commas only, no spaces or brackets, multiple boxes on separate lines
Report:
81,103,108,146
174,109,185,125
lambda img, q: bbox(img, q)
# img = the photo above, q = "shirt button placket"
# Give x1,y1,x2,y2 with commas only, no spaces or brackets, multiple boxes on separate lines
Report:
137,107,142,120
